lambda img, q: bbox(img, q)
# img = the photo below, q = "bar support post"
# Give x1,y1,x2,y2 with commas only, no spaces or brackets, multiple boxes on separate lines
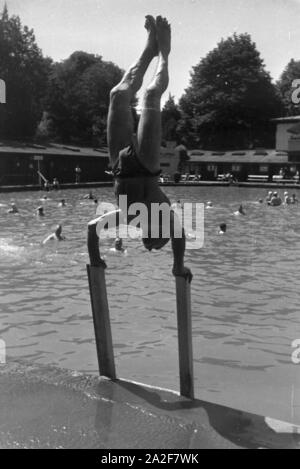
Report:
175,276,194,399
87,222,116,379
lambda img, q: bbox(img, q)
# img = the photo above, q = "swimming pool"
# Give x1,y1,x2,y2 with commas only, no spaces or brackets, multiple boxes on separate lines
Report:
0,186,299,423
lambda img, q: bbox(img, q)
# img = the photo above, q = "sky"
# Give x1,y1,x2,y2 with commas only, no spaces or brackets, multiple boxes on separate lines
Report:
2,0,300,106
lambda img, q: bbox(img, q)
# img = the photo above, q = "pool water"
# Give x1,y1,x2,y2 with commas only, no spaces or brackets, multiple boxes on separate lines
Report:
0,186,300,423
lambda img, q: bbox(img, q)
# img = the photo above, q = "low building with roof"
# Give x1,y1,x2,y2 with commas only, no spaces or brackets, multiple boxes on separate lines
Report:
182,148,294,181
0,142,110,186
180,117,300,181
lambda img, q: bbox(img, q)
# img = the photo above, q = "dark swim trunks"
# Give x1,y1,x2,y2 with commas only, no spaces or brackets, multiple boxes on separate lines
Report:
112,144,160,178
113,145,161,206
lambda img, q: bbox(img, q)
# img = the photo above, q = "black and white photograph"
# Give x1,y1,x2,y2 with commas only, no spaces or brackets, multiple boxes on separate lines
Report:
0,0,300,451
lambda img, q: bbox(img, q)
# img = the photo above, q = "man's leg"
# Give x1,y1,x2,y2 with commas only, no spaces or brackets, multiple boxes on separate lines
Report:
107,15,158,165
137,16,171,173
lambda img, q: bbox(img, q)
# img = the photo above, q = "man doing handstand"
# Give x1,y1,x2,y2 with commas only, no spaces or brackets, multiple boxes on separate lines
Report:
88,15,191,281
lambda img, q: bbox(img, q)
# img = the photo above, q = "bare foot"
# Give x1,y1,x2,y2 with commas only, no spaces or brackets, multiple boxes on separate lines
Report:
156,16,171,57
144,15,158,56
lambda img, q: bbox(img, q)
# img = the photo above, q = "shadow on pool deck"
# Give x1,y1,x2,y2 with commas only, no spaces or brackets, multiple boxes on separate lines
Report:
0,360,299,449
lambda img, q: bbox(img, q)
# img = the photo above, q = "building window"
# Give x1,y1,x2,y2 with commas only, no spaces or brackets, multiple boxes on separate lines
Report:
160,163,170,167
259,165,269,173
232,164,241,172
207,164,216,171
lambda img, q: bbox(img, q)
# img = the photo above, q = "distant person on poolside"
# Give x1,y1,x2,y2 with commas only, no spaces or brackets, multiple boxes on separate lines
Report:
234,204,246,215
75,165,82,184
53,178,60,190
36,206,45,216
219,223,227,234
43,224,65,244
269,192,282,206
7,203,18,214
88,15,192,281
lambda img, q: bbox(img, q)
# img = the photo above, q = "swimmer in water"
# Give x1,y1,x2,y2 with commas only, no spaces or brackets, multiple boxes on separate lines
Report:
171,199,183,210
234,204,246,215
219,223,227,234
58,199,66,207
291,193,298,204
37,206,45,216
83,192,95,200
42,224,65,244
206,201,213,208
266,191,273,203
284,191,291,205
7,203,18,214
88,15,192,281
269,192,282,206
39,195,49,202
114,237,126,252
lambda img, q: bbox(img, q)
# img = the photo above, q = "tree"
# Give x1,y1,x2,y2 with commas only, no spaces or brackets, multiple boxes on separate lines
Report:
45,51,124,145
0,4,52,140
178,33,283,149
161,94,181,143
277,59,300,116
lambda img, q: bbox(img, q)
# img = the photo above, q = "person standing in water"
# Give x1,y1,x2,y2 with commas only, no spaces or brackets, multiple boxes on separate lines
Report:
284,191,291,205
7,203,18,214
269,192,282,206
36,206,45,217
266,191,273,203
219,223,227,234
42,224,65,244
88,15,191,281
234,204,246,216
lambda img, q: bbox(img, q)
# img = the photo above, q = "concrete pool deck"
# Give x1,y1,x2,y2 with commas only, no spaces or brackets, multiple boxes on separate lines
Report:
0,360,299,449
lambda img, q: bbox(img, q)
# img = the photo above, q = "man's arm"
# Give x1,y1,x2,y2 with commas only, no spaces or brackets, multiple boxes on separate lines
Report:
87,210,123,267
170,210,192,282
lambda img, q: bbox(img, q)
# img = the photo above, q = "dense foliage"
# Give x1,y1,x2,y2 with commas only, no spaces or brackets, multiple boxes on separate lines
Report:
178,33,282,149
0,5,51,139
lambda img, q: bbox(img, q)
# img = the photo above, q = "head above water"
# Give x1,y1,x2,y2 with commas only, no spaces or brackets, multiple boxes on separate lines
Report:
238,204,245,214
55,224,62,237
114,237,123,251
219,223,227,233
37,206,44,215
